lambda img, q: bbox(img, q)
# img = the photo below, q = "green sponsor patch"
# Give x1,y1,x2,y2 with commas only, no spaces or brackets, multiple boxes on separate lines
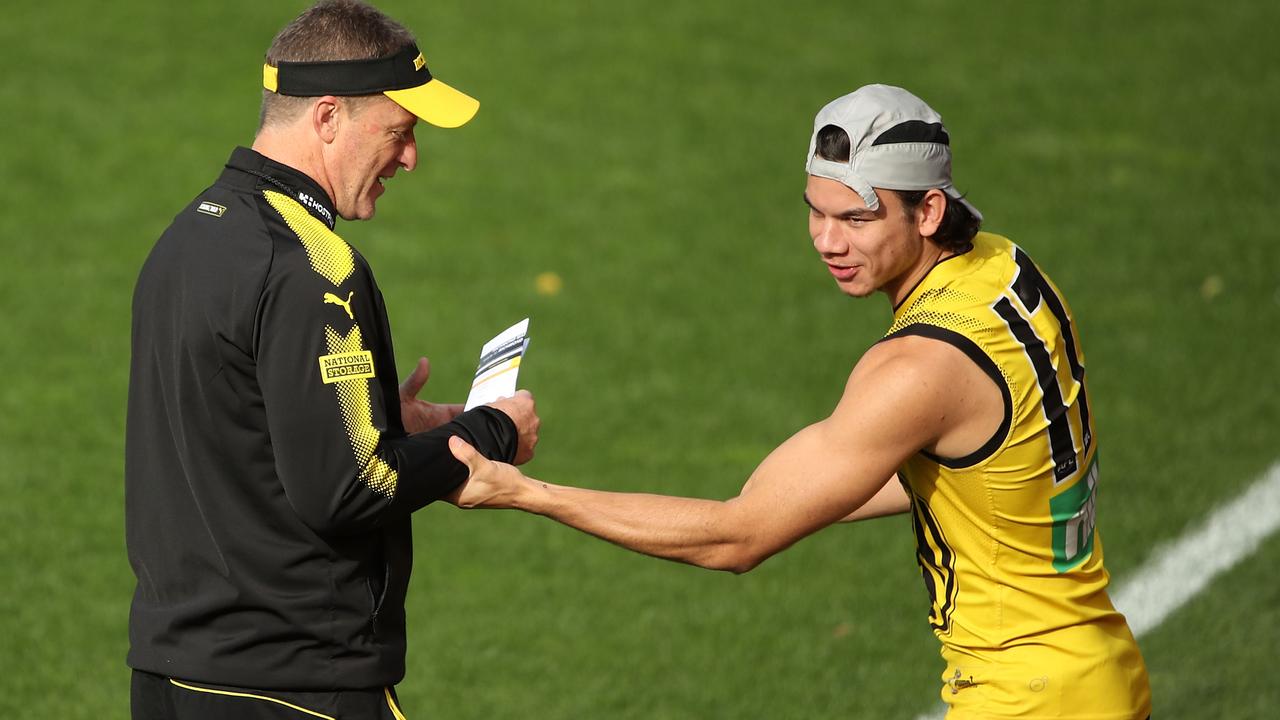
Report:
1051,456,1098,572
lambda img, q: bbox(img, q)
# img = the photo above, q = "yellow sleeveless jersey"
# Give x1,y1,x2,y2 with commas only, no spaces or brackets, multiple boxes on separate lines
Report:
884,233,1151,719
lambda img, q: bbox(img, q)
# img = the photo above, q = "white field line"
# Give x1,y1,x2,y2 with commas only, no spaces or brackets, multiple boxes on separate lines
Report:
1110,460,1280,635
914,460,1280,720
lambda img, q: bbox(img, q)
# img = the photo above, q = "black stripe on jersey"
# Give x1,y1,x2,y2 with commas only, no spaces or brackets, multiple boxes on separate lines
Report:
1012,249,1092,453
908,506,941,624
881,324,1013,469
993,296,1078,481
908,492,958,634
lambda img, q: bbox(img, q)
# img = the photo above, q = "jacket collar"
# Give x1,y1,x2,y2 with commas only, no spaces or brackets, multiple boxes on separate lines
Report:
223,146,338,230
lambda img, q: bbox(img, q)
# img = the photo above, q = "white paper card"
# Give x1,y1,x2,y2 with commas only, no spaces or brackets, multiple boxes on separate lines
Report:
464,318,530,410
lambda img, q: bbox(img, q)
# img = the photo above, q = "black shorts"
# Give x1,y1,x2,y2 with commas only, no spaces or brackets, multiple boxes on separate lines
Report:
131,670,409,720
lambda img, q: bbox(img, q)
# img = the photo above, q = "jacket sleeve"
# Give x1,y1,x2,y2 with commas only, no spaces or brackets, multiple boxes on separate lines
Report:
253,200,515,536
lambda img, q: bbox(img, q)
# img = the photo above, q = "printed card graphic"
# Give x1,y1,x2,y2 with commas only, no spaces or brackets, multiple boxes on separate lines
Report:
464,318,530,410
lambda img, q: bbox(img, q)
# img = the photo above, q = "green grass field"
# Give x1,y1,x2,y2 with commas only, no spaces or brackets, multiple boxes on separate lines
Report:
3,1,1278,717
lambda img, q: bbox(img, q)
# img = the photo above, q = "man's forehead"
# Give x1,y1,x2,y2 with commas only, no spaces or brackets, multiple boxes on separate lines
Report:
357,94,418,127
386,99,418,127
805,175,877,210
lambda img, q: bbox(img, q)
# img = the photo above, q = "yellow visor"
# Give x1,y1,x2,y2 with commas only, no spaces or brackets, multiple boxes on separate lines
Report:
385,78,479,129
263,44,479,129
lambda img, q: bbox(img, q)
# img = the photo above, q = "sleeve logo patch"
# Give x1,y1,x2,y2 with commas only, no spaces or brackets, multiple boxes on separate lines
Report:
197,201,227,218
323,291,355,320
318,351,376,384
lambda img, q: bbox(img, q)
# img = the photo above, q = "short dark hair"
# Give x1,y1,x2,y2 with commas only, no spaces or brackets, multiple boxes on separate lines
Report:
814,124,980,253
259,0,416,129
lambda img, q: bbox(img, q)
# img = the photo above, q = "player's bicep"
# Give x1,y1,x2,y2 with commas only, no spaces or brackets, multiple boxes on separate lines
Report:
729,420,892,537
726,343,948,554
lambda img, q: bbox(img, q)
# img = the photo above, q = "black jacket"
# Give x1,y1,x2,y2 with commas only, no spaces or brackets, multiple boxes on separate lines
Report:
125,147,516,690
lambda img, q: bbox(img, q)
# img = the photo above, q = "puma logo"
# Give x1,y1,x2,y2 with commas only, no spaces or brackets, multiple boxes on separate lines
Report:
323,291,355,320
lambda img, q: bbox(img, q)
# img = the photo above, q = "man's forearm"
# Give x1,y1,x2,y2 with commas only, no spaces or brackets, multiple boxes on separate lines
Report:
515,480,763,573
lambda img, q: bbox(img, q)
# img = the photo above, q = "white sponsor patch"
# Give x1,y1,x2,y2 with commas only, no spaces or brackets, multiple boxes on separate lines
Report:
197,201,226,218
297,192,334,227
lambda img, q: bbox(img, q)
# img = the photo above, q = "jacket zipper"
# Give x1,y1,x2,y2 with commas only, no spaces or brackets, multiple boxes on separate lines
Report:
368,562,390,637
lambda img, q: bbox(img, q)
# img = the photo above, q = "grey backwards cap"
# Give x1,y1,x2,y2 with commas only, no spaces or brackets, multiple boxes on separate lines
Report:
805,84,981,221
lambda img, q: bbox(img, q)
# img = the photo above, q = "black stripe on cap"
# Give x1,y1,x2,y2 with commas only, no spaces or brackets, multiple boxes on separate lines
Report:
274,44,431,96
872,120,950,146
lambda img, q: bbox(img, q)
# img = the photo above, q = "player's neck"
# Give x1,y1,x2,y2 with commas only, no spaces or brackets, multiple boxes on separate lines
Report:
884,241,952,309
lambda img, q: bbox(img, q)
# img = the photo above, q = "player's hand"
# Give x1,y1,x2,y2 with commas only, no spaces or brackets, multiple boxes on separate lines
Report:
445,436,532,509
399,357,464,434
486,389,540,465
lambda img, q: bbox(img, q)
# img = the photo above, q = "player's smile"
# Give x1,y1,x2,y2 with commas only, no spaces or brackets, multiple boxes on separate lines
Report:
826,263,859,281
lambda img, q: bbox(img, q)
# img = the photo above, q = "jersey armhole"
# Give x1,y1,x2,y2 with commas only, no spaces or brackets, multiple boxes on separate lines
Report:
879,323,1013,468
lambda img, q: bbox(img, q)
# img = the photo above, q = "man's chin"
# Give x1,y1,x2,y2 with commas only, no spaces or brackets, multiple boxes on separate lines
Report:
338,203,377,222
836,280,875,298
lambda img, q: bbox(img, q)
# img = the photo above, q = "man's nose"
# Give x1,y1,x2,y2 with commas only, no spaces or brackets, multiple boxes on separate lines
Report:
812,220,841,254
399,138,418,172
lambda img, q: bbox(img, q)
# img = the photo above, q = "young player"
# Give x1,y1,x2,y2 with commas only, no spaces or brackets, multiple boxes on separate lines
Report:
446,84,1152,719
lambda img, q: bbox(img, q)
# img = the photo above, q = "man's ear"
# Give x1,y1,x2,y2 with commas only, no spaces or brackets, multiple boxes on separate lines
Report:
917,188,947,238
312,96,341,144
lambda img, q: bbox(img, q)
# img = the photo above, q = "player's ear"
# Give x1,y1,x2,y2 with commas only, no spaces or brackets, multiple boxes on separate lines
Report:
312,96,341,144
917,188,947,238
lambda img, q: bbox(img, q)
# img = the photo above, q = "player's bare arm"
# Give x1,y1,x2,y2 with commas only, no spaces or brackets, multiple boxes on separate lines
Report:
447,334,1002,572
837,475,911,522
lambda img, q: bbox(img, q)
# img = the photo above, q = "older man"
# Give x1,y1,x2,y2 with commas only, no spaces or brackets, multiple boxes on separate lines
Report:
125,2,538,718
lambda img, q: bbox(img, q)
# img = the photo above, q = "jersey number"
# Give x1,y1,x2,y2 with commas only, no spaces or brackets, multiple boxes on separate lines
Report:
994,247,1098,572
992,248,1092,483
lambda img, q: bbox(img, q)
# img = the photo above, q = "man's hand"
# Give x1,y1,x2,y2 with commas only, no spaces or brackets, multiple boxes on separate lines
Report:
486,389,540,465
399,357,464,434
445,436,534,509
